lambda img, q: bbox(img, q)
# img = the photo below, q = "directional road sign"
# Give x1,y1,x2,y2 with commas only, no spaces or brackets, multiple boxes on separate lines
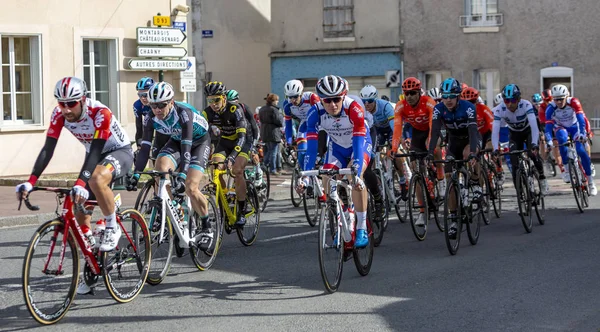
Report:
137,27,186,45
128,59,188,70
180,78,197,92
137,46,187,58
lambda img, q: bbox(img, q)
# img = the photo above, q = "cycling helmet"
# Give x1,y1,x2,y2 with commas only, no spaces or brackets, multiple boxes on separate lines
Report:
440,78,462,94
360,85,378,99
226,89,239,101
315,75,347,98
494,93,503,106
204,81,227,96
531,93,542,103
541,89,552,101
147,82,175,103
501,84,521,99
427,87,442,100
461,87,480,101
136,77,154,91
401,77,421,91
284,79,303,97
54,77,87,102
381,95,390,101
551,84,569,98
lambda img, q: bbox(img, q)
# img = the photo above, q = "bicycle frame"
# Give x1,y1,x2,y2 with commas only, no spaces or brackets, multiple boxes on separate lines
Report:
209,164,257,226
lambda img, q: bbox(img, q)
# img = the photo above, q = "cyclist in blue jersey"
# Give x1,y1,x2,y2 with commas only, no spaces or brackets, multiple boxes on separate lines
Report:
134,77,170,161
129,82,214,249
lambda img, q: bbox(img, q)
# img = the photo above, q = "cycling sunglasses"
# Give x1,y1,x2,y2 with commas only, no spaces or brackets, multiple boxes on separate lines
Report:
137,92,148,98
503,97,519,104
361,98,375,104
322,97,343,104
207,96,223,104
554,97,566,102
404,90,419,96
441,94,459,99
287,95,300,100
149,102,168,109
58,100,80,108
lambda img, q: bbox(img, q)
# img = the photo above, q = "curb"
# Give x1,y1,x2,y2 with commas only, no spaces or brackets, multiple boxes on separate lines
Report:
0,178,77,187
0,210,107,229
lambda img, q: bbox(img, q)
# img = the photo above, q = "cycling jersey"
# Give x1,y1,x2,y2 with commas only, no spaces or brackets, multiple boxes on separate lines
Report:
544,97,587,140
428,100,479,155
392,96,436,152
492,100,540,150
48,98,130,153
133,99,151,146
203,101,247,154
476,103,494,135
135,101,209,174
369,99,395,129
304,96,370,174
284,91,320,144
238,102,259,142
538,101,549,124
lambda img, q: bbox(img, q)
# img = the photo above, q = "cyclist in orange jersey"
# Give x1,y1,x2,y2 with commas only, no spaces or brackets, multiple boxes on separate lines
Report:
462,87,494,150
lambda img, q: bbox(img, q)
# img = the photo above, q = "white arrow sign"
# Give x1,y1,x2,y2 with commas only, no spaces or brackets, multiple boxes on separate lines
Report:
128,59,187,70
180,78,197,92
136,27,186,45
137,46,187,58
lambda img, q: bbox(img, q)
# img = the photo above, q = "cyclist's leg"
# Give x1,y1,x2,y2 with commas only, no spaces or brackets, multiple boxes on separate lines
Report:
410,128,429,220
508,130,527,186
569,126,592,176
317,129,328,161
554,127,570,165
351,144,371,248
233,140,251,224
187,135,211,217
297,122,308,166
211,140,229,188
526,129,545,179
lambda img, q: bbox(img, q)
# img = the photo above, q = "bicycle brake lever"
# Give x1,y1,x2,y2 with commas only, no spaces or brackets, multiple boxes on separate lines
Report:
23,197,40,211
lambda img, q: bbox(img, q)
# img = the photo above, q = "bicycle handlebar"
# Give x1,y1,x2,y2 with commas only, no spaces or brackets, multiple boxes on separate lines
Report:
18,186,69,212
394,151,429,158
300,166,357,178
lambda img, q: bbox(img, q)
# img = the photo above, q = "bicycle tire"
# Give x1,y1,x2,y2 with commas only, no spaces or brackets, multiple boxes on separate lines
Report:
466,186,481,245
189,195,222,271
549,157,557,177
568,160,584,213
134,178,155,216
353,216,374,276
290,168,302,207
260,164,270,212
581,162,590,208
368,190,385,247
146,208,174,286
318,205,344,293
22,219,79,325
492,169,503,218
392,168,408,223
532,171,546,225
431,176,443,232
443,180,462,255
236,183,261,246
481,165,492,225
408,174,428,241
103,209,151,303
302,177,321,227
516,170,533,233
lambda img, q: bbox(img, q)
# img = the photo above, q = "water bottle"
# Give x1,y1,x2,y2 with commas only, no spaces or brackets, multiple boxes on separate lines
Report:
254,165,263,187
181,204,189,227
425,177,435,199
93,219,106,248
459,179,469,207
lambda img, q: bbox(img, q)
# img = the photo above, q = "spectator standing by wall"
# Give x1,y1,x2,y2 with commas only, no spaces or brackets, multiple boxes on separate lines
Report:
259,93,283,174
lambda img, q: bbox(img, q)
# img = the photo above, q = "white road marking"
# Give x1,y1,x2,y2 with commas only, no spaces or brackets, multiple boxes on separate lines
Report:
260,230,317,243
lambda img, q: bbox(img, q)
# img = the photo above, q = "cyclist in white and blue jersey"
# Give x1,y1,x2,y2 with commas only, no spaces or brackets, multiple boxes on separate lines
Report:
129,82,214,250
359,85,395,148
134,77,169,160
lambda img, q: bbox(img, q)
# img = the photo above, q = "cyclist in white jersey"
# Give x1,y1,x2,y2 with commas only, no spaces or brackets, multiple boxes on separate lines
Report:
491,84,548,194
16,77,133,259
283,79,320,167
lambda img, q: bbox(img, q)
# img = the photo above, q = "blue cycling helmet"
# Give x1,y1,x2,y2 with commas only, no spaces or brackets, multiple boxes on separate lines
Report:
440,78,462,94
531,93,542,103
501,84,521,99
136,77,155,91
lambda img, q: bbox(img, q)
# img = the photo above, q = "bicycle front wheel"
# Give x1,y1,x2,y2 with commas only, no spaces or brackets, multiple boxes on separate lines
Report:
259,164,270,212
516,170,533,233
408,174,428,241
302,177,321,227
103,209,151,303
392,168,408,223
532,171,546,225
146,204,173,285
290,168,302,207
318,205,344,293
443,180,462,255
353,216,374,276
466,186,481,245
569,160,584,213
236,183,261,246
190,194,222,271
22,219,79,325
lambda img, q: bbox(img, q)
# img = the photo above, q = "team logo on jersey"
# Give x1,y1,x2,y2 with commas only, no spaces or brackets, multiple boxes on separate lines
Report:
94,112,106,128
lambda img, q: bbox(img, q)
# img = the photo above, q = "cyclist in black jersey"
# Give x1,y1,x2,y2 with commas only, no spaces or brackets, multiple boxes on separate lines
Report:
203,82,250,227
226,89,262,167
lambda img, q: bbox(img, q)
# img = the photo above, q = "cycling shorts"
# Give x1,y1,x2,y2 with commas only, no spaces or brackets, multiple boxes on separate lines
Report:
158,135,211,172
323,141,372,174
212,137,251,161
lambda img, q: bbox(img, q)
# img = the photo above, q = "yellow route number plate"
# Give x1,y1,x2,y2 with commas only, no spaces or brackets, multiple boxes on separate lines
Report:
153,15,171,27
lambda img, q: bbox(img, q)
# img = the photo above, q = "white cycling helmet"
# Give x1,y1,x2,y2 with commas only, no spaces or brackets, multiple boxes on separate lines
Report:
551,84,570,98
360,85,378,99
147,82,175,103
427,87,441,100
494,93,503,106
316,75,347,98
284,79,303,97
54,77,87,102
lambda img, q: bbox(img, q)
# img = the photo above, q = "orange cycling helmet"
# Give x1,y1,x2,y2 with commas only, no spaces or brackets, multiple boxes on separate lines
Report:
461,83,469,91
402,77,421,91
461,87,479,102
541,88,553,101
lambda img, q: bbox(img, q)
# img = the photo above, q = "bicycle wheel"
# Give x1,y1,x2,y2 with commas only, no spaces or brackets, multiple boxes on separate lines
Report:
353,216,374,276
531,171,545,225
443,180,462,255
134,178,156,216
259,164,270,212
515,170,533,233
236,183,261,246
146,203,173,285
431,177,444,233
548,156,557,177
581,162,590,208
481,167,492,225
22,219,79,325
302,177,321,227
318,204,344,293
189,195,222,271
568,160,584,213
368,190,385,247
490,165,503,218
103,209,151,303
466,186,481,245
290,167,302,207
408,174,428,241
392,168,408,223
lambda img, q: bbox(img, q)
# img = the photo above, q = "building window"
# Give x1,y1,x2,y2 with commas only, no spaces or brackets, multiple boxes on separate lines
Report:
323,0,355,38
1,35,42,126
474,69,499,105
460,0,503,27
83,39,119,118
420,71,452,91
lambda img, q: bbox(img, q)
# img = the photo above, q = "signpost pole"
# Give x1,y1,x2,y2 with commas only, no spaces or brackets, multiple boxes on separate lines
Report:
191,0,205,109
157,12,164,82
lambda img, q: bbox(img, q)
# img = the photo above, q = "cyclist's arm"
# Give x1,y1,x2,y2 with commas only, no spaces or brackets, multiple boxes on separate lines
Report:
391,104,403,152
527,108,540,146
304,107,319,171
571,98,588,136
467,108,479,154
74,108,111,187
491,117,502,151
544,105,556,142
427,108,442,154
178,107,194,176
134,106,143,147
384,102,395,130
134,115,156,172
284,104,294,145
231,104,247,159
349,103,367,175
242,103,259,143
26,107,66,185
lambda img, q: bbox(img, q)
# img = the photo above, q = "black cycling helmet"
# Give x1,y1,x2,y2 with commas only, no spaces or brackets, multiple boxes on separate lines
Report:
204,81,227,96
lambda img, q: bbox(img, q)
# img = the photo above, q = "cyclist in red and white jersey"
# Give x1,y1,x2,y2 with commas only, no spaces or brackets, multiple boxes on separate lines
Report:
15,77,133,260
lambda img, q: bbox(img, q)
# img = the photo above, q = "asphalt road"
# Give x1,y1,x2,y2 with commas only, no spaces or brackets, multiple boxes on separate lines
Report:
1,175,599,331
